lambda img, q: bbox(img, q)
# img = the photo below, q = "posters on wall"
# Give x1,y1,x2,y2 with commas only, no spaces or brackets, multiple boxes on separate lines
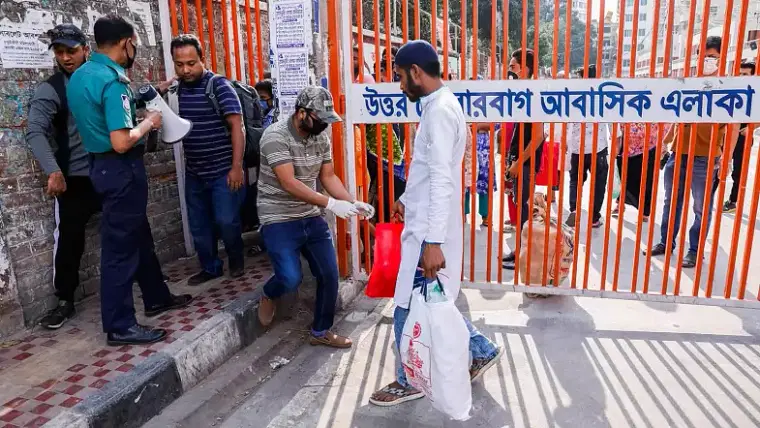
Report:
0,23,53,69
269,0,312,118
126,1,157,46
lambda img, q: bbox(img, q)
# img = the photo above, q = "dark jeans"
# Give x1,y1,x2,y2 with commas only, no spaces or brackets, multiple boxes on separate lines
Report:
261,216,339,333
89,148,172,333
660,154,718,255
729,138,750,203
569,148,609,222
53,176,101,302
186,173,246,275
512,162,533,230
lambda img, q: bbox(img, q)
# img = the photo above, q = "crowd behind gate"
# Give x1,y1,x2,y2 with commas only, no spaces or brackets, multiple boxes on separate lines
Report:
23,15,757,352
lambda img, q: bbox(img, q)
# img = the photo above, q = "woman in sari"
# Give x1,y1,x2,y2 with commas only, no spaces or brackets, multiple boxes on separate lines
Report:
613,123,671,222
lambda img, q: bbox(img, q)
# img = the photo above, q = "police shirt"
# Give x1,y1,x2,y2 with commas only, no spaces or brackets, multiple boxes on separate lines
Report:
67,52,140,154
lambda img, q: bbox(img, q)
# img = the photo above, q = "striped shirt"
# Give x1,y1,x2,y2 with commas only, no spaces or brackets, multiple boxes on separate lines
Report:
178,71,242,180
257,118,332,225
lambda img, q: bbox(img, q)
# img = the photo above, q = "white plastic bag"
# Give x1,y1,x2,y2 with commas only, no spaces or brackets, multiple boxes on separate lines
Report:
400,281,472,420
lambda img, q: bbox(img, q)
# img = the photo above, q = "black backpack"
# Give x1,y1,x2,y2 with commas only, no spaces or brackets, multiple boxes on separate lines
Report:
205,75,264,167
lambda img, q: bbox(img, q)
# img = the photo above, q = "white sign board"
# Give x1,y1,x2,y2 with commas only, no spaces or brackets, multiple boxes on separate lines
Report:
269,0,312,118
127,0,157,46
0,23,52,69
349,77,760,124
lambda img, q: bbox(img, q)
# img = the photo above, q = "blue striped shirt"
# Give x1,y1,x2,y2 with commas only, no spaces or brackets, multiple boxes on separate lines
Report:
178,71,242,180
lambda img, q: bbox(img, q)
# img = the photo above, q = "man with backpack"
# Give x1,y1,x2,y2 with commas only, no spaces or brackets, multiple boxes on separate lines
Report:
168,34,251,285
26,24,100,329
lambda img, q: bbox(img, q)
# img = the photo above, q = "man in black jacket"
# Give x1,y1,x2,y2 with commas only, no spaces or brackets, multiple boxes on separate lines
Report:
26,24,100,329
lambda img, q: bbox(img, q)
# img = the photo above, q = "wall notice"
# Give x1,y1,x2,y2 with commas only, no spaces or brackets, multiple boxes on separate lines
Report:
269,0,312,118
127,0,157,46
0,24,52,69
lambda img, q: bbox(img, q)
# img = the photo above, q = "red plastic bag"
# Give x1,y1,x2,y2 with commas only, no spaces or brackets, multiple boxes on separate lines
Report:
535,141,560,186
365,222,404,298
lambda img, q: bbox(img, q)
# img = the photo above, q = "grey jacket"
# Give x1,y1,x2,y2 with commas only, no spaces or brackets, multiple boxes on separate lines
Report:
26,74,89,176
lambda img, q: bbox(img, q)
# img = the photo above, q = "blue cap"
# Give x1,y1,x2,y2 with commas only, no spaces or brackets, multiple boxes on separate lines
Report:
394,40,439,68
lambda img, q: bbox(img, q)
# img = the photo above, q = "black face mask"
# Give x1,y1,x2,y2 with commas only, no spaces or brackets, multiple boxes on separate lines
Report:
124,40,136,69
507,71,519,80
302,114,329,136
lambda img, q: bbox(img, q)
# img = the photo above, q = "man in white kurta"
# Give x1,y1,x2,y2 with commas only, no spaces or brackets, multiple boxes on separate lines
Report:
369,40,503,407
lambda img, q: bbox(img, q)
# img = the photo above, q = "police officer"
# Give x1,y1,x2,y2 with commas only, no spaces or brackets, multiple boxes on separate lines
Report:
67,15,191,346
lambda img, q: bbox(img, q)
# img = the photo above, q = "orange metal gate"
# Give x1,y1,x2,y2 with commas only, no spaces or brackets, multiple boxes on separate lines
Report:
161,0,760,305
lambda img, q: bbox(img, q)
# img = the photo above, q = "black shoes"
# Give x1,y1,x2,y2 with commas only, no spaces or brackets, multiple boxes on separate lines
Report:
682,252,698,269
145,294,193,318
230,265,245,278
502,252,516,270
107,324,167,346
39,300,75,330
187,271,222,286
643,243,668,257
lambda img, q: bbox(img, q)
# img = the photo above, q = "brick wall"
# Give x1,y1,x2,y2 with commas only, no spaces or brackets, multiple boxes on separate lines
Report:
0,0,187,334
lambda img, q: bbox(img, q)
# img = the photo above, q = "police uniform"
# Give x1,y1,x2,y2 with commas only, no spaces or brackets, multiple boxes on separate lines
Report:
67,52,178,334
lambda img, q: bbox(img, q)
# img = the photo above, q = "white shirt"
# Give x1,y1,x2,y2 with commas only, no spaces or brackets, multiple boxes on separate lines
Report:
567,122,610,154
394,86,466,309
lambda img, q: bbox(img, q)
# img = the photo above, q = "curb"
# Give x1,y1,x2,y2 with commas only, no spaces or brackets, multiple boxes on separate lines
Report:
46,278,364,428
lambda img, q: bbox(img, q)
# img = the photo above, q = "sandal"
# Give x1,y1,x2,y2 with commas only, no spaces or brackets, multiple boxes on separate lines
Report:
369,382,424,407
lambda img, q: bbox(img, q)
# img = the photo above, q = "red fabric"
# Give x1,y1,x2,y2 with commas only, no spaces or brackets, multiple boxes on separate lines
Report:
535,142,560,187
365,223,404,298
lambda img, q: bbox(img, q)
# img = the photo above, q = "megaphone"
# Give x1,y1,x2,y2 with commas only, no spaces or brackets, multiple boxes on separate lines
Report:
137,85,192,144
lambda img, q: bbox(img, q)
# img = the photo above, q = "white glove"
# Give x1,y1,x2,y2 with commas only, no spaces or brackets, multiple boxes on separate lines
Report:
326,197,359,219
353,201,376,219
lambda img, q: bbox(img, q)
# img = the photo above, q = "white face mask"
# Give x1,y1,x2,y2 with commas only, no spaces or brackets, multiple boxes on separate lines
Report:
703,57,719,75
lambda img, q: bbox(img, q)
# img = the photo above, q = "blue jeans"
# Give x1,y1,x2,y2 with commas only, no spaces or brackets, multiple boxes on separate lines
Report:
660,154,719,255
186,173,246,275
393,270,499,388
261,216,339,334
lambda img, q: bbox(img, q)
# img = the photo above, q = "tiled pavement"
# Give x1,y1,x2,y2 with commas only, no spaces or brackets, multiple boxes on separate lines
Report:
0,252,272,427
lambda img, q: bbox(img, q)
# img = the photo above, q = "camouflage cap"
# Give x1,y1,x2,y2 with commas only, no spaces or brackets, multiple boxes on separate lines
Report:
47,24,87,49
295,86,342,124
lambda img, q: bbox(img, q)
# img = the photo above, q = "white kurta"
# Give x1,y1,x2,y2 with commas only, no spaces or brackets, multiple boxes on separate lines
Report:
394,87,467,309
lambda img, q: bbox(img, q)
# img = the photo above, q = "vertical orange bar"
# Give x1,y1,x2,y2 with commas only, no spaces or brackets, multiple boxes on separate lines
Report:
244,0,255,81
254,0,265,79
442,0,449,79
468,0,478,281
660,0,699,295
542,0,561,287
356,0,372,272
384,0,395,214
731,1,755,299
704,0,737,298
431,0,437,49
579,0,596,289
181,0,190,32
373,0,384,223
169,0,179,36
194,0,206,62
415,0,420,39
230,0,243,79
459,0,465,80
740,130,760,299
615,0,644,292
220,0,233,77
483,0,497,282
601,0,625,290
524,0,539,286
326,0,348,276
496,0,509,285
640,0,666,295
403,0,411,176
673,0,714,296
513,0,527,286
206,0,219,72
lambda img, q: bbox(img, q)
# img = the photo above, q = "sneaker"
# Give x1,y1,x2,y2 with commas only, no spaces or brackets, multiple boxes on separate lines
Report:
39,300,75,330
187,270,222,286
145,294,194,317
723,201,737,213
592,218,603,229
682,252,698,269
565,211,577,228
470,346,504,382
107,324,167,346
643,243,668,257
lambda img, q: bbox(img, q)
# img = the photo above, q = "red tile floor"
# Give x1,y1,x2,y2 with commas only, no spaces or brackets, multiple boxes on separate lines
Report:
0,253,271,427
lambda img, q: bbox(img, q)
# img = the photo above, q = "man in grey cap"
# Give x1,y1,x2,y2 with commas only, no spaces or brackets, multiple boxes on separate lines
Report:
26,24,99,329
256,86,374,348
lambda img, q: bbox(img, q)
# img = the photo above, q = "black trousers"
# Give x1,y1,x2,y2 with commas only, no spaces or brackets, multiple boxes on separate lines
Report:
729,138,749,203
90,148,172,333
53,176,102,302
569,148,609,222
